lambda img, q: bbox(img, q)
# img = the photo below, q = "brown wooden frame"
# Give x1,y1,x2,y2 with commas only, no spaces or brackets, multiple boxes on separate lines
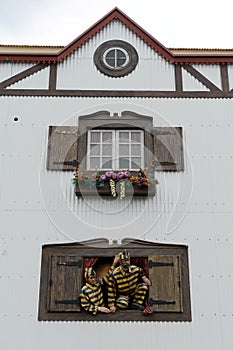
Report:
38,238,192,322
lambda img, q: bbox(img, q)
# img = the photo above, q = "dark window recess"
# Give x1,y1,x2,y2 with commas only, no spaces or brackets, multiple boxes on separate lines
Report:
38,239,191,322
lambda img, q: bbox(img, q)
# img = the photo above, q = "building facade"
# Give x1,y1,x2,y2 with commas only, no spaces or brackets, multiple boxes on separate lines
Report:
1,7,233,350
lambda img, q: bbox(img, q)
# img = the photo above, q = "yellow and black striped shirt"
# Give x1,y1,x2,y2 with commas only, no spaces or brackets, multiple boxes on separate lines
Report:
108,265,146,307
80,264,115,315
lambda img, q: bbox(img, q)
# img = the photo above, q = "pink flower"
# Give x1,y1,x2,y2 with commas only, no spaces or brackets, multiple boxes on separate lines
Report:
118,171,131,179
105,171,118,180
100,174,107,181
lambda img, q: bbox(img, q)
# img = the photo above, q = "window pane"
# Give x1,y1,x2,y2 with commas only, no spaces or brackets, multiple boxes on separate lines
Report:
131,158,141,169
116,49,125,58
90,157,100,169
106,50,115,59
106,58,115,67
119,158,129,168
131,144,141,156
117,58,126,66
102,132,112,142
102,158,112,169
90,144,100,155
102,144,112,155
119,132,129,141
119,144,129,155
90,132,100,142
131,132,141,142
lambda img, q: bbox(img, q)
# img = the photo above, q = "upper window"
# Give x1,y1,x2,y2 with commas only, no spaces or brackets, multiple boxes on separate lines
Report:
94,40,139,77
46,111,185,173
87,129,144,171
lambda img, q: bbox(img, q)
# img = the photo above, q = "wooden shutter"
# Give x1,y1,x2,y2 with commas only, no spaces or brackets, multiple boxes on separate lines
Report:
47,126,78,170
148,255,183,312
48,255,82,312
153,127,184,171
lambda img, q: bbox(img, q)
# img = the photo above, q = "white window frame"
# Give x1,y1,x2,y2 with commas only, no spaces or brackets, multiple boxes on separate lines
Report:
103,47,129,69
87,129,144,171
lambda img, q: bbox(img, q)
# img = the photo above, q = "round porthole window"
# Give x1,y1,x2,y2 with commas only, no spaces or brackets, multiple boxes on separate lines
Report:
94,40,138,77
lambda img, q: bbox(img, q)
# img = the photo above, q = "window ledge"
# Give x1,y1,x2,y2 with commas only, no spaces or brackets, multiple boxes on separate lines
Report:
75,182,156,197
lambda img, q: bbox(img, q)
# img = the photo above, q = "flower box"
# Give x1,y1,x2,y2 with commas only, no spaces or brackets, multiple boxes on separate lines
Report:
73,169,158,198
75,181,156,197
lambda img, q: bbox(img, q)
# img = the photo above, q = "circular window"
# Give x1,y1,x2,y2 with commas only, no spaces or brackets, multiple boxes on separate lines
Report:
94,40,138,78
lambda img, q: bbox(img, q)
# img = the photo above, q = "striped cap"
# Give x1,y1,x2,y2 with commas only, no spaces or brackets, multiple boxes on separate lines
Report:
118,250,130,261
84,267,96,280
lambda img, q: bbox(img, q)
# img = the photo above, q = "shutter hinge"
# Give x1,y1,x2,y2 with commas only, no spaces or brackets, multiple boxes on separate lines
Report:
148,260,174,268
57,260,82,268
53,160,79,167
152,160,176,167
149,298,176,306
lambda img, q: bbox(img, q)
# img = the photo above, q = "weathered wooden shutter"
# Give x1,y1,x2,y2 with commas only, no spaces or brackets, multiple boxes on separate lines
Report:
153,127,184,171
148,255,183,312
49,255,82,312
47,126,79,170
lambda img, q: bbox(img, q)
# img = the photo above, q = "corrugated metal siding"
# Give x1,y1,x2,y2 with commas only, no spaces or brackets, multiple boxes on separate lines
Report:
193,64,222,89
1,96,233,349
182,67,209,91
8,66,50,89
0,62,34,82
56,20,175,91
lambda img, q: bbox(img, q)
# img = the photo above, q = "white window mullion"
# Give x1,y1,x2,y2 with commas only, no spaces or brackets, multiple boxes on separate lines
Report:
100,132,103,169
141,131,145,169
116,130,121,170
129,131,132,170
112,130,117,170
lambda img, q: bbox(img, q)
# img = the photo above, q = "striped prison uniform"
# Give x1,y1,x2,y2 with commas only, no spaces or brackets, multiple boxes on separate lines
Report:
108,265,149,309
79,264,115,315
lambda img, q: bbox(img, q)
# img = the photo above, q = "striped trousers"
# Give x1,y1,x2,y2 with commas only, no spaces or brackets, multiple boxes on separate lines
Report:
116,283,148,309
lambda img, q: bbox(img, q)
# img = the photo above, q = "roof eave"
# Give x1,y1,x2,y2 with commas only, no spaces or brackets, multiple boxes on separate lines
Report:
0,8,233,64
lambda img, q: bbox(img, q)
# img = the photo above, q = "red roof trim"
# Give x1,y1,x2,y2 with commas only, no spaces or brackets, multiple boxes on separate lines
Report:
1,7,233,64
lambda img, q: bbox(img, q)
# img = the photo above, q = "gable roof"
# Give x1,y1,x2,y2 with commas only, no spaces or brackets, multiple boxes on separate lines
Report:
1,7,233,64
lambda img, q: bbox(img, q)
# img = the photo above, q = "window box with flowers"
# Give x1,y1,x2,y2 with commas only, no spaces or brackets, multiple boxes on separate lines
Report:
73,168,158,198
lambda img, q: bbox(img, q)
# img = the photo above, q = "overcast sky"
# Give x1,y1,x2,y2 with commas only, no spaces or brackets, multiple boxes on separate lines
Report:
0,0,232,49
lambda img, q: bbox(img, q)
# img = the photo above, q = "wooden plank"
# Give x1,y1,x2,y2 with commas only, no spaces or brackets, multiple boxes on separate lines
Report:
153,127,184,171
175,64,183,91
49,63,57,90
220,64,229,92
49,255,82,312
1,89,233,98
148,255,183,312
47,126,78,170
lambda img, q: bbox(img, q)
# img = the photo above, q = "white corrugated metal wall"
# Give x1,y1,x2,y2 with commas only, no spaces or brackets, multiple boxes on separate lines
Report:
1,94,233,349
1,17,233,350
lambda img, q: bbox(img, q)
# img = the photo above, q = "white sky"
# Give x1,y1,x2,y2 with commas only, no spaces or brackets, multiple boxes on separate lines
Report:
0,0,233,49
